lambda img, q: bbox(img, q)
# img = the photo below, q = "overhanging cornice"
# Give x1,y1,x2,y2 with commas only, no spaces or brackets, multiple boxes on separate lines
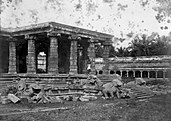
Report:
0,22,113,43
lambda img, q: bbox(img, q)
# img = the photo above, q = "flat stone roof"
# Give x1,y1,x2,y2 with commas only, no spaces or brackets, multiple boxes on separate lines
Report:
0,22,113,44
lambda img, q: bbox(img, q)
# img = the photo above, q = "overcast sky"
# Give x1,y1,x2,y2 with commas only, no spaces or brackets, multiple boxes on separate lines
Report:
1,0,171,48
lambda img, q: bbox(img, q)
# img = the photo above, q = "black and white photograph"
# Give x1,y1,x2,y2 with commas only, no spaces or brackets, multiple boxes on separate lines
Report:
0,0,171,120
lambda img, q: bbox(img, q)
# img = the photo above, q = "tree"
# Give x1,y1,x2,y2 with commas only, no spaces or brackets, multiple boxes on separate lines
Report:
115,47,130,57
128,33,171,56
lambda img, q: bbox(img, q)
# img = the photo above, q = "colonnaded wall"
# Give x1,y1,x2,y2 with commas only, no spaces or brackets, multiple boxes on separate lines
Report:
95,55,171,79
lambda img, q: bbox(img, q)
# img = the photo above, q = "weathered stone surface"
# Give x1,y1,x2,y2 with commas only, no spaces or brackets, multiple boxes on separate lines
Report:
8,40,17,74
102,45,110,74
7,93,20,103
69,39,78,74
48,36,59,74
87,40,96,75
17,79,26,91
26,36,36,74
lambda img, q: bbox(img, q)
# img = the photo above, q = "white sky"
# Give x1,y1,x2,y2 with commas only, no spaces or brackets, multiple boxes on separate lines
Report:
1,0,171,48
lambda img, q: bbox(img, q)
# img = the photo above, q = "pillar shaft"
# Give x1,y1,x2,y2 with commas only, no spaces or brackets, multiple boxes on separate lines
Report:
26,35,36,74
87,40,96,75
69,36,79,74
140,71,143,78
8,39,17,74
102,45,110,74
126,70,128,77
82,46,88,74
155,71,157,78
48,36,59,74
147,71,150,78
120,70,123,77
163,70,166,79
133,71,135,77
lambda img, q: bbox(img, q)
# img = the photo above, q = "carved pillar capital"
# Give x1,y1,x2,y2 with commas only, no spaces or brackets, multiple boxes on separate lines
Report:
25,34,37,40
68,35,81,40
47,31,61,37
7,36,17,42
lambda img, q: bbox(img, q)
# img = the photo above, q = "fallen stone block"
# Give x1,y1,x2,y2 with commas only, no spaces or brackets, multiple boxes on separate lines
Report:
79,97,89,101
7,94,20,103
48,96,63,103
55,96,63,103
20,97,29,104
29,83,42,90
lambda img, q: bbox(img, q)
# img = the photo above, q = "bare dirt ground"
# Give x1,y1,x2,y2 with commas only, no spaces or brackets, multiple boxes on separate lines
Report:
0,93,171,121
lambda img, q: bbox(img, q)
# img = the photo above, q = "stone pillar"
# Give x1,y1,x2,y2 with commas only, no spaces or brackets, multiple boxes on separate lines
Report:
120,70,123,77
25,35,36,74
133,71,135,77
47,33,60,74
163,70,166,79
8,37,17,74
126,70,129,77
69,35,80,74
102,45,110,75
140,70,143,78
147,71,150,78
87,39,96,75
155,71,157,78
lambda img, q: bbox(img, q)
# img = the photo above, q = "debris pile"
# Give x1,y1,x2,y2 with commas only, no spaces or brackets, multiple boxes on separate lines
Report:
0,76,101,104
0,75,166,104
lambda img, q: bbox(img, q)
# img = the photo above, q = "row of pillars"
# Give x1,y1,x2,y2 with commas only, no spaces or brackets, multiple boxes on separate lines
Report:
8,34,81,75
8,35,38,74
7,33,110,75
104,70,167,78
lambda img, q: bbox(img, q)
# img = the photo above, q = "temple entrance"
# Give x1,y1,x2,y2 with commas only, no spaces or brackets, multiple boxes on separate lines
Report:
58,36,70,74
77,39,89,74
16,39,27,73
0,38,9,73
36,37,49,73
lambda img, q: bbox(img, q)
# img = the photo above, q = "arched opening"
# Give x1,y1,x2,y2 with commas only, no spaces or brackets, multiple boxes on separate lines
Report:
157,71,163,78
110,70,114,74
142,71,148,78
122,71,127,77
135,71,141,77
99,70,103,75
128,71,133,77
150,71,156,78
116,71,121,76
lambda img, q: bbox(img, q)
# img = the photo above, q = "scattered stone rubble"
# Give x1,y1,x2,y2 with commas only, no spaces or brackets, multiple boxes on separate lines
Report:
0,75,168,104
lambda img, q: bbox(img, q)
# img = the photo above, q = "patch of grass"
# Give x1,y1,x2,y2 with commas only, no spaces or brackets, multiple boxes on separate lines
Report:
1,94,171,121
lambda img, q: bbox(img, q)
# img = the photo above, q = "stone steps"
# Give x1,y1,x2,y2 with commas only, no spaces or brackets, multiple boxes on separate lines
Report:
130,87,155,99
